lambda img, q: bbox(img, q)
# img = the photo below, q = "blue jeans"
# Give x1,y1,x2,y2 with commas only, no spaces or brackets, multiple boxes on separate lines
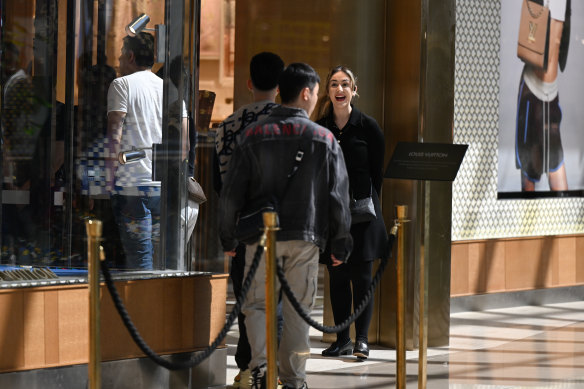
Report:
111,194,160,270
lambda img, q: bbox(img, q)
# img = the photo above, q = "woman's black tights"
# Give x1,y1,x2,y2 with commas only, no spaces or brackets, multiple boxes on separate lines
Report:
327,260,374,343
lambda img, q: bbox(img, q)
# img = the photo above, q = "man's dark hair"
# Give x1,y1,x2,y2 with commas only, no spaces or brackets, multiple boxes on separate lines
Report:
250,52,284,91
278,63,320,104
122,32,155,68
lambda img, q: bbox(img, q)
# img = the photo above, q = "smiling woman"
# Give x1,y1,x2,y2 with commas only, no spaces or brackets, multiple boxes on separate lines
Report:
314,65,388,360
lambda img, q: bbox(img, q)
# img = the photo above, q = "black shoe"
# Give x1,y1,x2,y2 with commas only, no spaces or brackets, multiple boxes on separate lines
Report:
251,364,266,389
321,339,352,357
353,340,369,359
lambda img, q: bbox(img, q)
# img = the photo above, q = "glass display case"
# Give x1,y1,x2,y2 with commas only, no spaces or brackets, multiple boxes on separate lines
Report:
0,0,223,283
0,3,230,384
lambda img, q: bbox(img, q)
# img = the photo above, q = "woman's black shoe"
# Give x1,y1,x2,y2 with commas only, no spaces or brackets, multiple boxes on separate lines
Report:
353,340,369,359
321,339,352,357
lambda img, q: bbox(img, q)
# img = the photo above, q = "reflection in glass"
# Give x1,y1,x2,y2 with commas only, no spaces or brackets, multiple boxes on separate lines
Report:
1,0,195,278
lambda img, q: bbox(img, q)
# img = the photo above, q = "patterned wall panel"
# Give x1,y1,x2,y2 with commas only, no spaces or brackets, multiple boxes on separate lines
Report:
452,0,584,240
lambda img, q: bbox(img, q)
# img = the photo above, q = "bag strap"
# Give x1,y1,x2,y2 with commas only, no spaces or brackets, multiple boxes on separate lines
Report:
559,0,571,72
526,0,547,19
287,149,304,178
274,144,306,205
350,178,373,201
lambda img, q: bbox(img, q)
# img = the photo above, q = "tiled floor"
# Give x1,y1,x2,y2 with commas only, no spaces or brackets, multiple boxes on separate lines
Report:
222,300,584,388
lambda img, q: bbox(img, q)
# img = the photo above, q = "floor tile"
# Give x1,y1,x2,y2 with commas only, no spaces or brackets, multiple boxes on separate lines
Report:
222,301,584,388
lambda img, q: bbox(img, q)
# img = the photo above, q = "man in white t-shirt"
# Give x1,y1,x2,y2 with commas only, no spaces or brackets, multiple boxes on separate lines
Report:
107,32,163,270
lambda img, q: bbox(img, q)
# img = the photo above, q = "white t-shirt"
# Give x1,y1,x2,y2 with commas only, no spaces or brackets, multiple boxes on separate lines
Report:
107,70,163,189
547,0,567,22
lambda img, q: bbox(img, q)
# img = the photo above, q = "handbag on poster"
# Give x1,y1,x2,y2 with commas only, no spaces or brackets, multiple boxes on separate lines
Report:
350,183,376,224
187,177,207,204
517,0,550,70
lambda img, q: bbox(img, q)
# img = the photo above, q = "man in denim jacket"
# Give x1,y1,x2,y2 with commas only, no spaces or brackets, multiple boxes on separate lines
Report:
219,63,352,389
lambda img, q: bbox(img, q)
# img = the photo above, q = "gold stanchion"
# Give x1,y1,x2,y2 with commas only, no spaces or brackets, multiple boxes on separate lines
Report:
418,238,428,389
263,212,279,389
395,205,409,389
86,219,103,389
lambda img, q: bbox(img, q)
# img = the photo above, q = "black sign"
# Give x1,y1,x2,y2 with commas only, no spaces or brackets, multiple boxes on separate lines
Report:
385,142,468,182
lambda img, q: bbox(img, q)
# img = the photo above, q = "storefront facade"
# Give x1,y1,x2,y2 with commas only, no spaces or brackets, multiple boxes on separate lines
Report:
2,0,582,387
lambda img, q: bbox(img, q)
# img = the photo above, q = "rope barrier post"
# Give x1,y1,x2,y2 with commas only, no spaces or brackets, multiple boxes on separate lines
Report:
263,211,279,389
418,219,428,389
395,205,409,389
86,219,103,389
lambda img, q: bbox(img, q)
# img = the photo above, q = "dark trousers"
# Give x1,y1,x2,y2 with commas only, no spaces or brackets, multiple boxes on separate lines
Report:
327,260,374,343
230,243,252,370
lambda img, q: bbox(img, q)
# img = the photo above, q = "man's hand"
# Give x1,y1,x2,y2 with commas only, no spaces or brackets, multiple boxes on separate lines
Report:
224,250,237,257
331,254,344,267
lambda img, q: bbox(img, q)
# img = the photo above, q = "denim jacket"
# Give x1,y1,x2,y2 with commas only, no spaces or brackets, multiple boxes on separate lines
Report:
218,106,353,261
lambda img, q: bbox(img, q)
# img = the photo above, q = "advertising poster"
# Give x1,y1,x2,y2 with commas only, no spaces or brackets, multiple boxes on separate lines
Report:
498,0,584,198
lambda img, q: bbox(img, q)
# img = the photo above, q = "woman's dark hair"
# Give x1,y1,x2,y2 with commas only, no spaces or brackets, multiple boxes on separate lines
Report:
250,52,285,91
278,63,320,104
122,32,155,68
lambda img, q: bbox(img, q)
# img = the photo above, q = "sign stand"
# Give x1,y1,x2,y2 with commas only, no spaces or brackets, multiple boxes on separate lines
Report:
385,142,467,389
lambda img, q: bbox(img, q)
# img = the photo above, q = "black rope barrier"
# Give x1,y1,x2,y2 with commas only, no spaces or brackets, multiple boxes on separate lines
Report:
100,220,398,370
277,229,397,333
100,241,266,370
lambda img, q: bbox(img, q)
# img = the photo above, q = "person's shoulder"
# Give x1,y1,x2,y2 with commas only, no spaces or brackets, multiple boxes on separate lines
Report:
111,75,127,85
123,70,160,83
351,106,371,122
8,69,29,83
353,107,381,131
108,76,128,96
301,118,339,149
239,114,272,136
240,100,278,116
548,0,568,21
112,73,142,89
217,104,246,129
251,100,278,110
220,101,278,128
309,117,328,130
7,71,31,90
220,108,242,125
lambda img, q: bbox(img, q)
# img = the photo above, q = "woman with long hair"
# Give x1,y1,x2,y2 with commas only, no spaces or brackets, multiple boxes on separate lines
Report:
315,65,388,359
